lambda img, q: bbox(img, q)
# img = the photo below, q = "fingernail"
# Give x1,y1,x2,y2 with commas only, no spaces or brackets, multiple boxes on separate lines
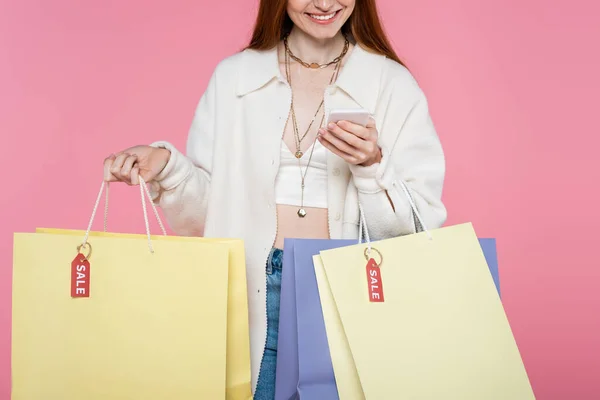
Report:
328,123,336,129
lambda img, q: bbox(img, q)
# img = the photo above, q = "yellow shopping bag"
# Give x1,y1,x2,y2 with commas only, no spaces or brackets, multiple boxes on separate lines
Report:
37,228,252,400
314,222,535,400
12,180,252,400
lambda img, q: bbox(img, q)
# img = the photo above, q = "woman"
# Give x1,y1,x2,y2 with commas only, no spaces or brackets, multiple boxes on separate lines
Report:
103,0,446,397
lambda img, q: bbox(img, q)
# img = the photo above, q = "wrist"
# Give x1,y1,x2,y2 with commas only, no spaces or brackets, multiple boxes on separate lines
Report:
157,148,171,174
349,162,383,193
360,147,382,167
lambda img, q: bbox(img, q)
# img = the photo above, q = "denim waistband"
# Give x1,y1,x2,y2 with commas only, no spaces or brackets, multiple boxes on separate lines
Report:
266,248,283,275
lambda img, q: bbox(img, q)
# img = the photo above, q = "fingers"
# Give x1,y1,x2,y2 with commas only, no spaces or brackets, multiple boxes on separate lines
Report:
319,128,365,162
334,120,371,140
366,116,376,129
120,154,138,179
320,119,381,166
130,166,140,186
103,154,117,182
318,134,359,164
327,122,366,145
106,153,138,185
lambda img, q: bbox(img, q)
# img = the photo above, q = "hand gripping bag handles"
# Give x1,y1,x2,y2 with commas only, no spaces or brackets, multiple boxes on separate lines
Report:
312,181,536,399
13,179,252,400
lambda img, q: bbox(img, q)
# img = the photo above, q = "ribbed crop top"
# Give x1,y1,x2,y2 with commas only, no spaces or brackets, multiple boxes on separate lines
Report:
274,140,328,208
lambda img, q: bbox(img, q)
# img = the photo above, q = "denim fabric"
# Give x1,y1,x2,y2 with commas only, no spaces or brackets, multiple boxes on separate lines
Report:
254,248,283,400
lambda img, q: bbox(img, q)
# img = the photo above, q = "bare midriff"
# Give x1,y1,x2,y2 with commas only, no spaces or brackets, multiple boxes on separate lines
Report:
273,205,329,249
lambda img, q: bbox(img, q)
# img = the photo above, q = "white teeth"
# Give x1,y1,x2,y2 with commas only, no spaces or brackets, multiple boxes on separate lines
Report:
310,12,336,21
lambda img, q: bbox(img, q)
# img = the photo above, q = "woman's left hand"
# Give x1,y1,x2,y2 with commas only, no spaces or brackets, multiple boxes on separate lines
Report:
318,117,382,167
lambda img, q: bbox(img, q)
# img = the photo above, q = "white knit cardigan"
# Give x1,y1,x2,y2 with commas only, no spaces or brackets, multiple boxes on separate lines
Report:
149,43,447,393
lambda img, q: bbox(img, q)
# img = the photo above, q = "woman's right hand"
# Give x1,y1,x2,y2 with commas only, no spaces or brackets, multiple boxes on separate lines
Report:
103,145,171,185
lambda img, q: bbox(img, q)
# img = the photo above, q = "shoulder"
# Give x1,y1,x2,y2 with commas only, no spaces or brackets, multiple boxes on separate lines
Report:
380,57,423,101
353,45,417,86
209,50,246,81
352,44,424,107
212,46,277,76
208,47,278,96
374,54,428,113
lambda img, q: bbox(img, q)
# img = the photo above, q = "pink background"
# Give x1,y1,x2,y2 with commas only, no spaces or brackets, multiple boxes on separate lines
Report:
1,0,598,398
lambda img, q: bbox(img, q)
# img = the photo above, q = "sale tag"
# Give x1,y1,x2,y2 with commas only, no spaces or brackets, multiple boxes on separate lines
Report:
366,257,384,302
71,254,90,298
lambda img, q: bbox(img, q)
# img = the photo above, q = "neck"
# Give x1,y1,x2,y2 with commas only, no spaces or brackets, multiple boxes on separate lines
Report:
287,27,346,65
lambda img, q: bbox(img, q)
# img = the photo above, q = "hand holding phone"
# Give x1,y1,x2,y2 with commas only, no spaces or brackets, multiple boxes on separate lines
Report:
319,108,382,166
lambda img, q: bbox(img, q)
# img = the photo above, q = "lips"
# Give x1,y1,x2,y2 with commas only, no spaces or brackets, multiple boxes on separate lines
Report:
306,9,341,24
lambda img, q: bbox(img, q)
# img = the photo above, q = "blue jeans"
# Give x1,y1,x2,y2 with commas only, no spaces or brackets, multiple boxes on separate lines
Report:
254,248,283,400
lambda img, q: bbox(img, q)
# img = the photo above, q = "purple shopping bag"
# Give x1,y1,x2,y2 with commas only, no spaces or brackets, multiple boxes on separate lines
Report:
275,237,500,400
479,238,501,296
274,241,299,400
275,239,354,400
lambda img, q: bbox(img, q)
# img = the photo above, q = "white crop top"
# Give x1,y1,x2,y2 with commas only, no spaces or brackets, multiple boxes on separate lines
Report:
274,140,328,208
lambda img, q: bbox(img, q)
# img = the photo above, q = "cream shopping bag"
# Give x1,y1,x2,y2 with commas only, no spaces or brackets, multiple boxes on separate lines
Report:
313,185,535,400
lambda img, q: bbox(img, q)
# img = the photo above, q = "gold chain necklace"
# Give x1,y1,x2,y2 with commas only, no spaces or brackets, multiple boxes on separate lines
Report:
284,35,349,69
284,38,345,158
284,48,342,218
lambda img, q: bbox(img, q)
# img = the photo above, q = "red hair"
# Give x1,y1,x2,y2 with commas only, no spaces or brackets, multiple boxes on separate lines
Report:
247,0,405,67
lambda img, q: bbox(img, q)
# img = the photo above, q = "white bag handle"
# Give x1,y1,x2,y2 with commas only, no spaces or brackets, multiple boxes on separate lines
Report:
392,179,430,237
358,180,432,258
79,178,167,256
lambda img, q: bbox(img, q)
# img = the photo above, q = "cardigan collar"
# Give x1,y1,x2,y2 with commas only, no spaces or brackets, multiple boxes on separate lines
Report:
235,43,384,114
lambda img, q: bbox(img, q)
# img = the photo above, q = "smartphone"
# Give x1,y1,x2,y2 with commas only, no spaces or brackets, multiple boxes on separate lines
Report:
326,108,371,127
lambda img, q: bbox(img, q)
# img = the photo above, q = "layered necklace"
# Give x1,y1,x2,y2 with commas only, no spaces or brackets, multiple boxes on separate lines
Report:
283,35,348,217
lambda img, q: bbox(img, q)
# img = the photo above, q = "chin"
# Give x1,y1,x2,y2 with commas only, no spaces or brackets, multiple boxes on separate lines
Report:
308,29,342,40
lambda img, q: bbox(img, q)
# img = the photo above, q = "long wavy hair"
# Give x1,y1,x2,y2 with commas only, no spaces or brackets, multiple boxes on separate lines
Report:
247,0,405,66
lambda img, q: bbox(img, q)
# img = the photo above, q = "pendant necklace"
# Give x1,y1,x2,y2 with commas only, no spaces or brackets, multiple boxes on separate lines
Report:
284,35,349,159
284,43,342,218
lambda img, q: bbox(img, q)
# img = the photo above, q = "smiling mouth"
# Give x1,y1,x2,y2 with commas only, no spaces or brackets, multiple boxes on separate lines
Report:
307,10,341,22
